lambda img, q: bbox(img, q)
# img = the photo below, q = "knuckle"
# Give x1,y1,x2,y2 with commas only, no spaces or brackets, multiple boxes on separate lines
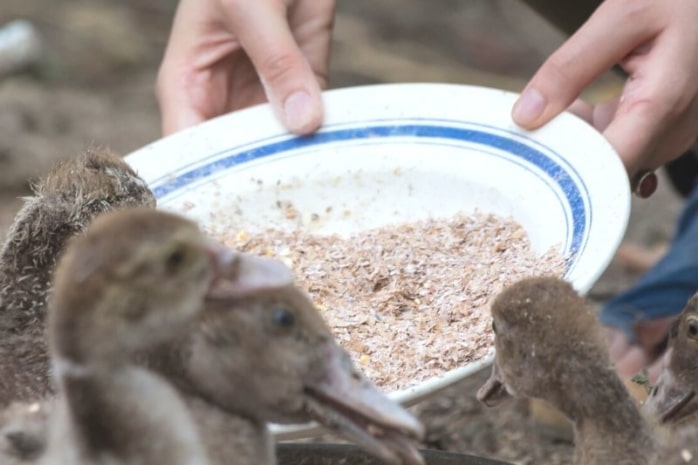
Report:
623,1,651,22
651,86,692,121
542,57,572,84
258,52,302,85
535,54,580,101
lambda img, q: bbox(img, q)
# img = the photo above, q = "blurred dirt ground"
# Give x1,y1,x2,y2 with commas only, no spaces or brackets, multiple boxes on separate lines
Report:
0,1,684,464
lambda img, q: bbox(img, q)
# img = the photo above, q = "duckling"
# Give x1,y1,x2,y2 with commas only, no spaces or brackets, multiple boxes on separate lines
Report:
645,294,698,426
476,276,657,465
41,207,231,465
0,146,155,405
148,280,425,465
1,279,425,465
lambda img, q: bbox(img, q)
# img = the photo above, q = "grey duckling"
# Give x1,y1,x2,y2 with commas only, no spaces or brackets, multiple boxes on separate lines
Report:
1,273,425,465
41,207,238,465
0,147,155,405
155,281,425,465
476,276,657,465
645,294,698,426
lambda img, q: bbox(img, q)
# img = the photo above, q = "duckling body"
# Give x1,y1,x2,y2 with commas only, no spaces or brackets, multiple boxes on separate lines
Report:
184,396,273,465
42,208,217,465
477,277,657,465
0,147,155,405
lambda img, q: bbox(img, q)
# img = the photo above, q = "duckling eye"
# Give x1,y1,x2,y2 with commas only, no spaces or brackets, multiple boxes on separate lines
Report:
687,317,698,339
272,308,295,328
165,247,187,272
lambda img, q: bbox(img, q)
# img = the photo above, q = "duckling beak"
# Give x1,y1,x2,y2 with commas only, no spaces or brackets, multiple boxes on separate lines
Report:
476,362,511,407
303,343,424,465
646,366,698,425
204,243,294,299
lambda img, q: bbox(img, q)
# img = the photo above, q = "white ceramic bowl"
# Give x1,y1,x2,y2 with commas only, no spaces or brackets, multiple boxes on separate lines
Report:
125,83,631,438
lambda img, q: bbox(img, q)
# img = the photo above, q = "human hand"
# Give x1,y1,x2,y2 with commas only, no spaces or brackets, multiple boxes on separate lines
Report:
157,0,335,136
512,0,698,179
606,316,676,382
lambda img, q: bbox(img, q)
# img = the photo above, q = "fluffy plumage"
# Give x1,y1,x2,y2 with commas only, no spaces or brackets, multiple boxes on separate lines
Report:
43,208,213,465
477,277,657,465
0,147,155,405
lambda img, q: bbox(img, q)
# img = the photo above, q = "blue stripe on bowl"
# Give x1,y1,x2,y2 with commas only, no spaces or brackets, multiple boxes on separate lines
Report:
152,124,588,268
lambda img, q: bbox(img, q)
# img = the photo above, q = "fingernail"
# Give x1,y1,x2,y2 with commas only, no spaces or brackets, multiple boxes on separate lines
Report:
284,91,315,134
513,88,546,126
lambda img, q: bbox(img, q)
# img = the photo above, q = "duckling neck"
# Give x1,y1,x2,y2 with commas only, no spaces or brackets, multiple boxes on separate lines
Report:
51,321,124,368
51,356,208,465
186,395,276,465
140,332,199,394
555,364,656,464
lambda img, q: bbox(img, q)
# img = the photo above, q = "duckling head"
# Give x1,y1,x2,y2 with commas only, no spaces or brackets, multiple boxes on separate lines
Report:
0,147,156,335
477,276,608,409
645,295,698,426
40,146,155,210
184,284,424,465
48,207,226,364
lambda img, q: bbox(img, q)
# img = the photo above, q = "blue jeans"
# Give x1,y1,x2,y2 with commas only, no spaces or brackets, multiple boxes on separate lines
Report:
600,185,698,340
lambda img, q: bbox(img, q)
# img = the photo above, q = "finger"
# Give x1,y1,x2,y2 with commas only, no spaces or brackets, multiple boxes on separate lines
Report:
224,0,325,135
567,99,595,125
288,0,335,89
157,66,209,135
156,0,226,135
614,346,648,379
607,327,632,362
646,359,665,385
567,98,620,134
512,0,658,129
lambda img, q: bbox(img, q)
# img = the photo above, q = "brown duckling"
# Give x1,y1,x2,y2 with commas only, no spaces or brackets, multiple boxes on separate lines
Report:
0,146,155,405
149,279,425,465
476,276,657,465
2,277,425,465
41,207,236,465
645,294,698,426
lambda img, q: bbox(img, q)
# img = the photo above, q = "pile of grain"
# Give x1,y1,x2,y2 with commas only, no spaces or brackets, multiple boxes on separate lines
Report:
218,212,565,391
